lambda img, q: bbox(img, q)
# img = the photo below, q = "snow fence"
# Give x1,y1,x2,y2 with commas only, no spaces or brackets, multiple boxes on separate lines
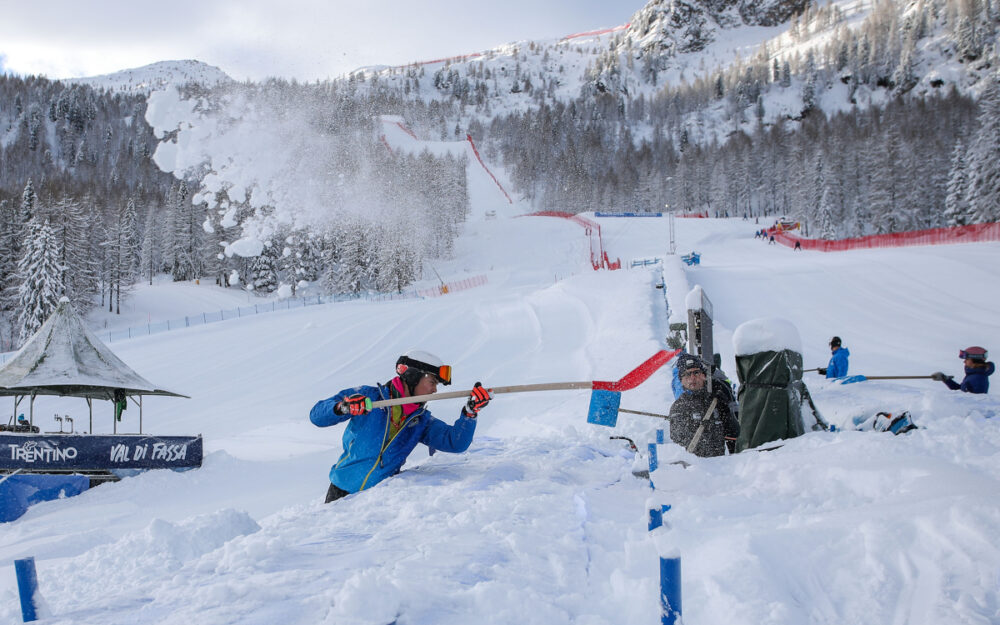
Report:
773,222,1000,251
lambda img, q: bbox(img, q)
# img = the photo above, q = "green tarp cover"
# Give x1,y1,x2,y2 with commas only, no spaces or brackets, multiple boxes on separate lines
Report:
735,349,806,451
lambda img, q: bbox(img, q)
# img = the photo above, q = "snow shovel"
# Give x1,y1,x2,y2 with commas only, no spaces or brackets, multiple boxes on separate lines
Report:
369,349,682,427
839,374,934,384
685,398,718,453
618,408,670,420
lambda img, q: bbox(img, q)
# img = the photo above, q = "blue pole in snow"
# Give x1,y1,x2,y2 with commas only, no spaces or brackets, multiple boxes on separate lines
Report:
647,443,658,473
659,556,682,625
655,428,665,444
647,504,672,531
14,557,39,622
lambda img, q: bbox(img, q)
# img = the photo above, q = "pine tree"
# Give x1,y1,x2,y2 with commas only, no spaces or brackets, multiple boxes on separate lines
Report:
249,242,279,293
48,196,95,312
106,198,139,313
16,218,65,346
0,200,18,312
801,52,818,116
171,180,200,281
966,74,1000,223
139,204,161,285
869,125,903,233
20,179,36,223
944,139,972,226
892,33,919,94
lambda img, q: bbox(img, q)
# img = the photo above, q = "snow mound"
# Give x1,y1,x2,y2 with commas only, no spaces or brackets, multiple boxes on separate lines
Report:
733,317,803,355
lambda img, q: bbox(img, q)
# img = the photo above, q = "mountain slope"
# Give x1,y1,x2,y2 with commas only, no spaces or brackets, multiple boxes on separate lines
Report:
66,60,232,94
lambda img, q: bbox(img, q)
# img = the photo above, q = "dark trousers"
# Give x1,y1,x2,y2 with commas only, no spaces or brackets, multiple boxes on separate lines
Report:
325,483,350,503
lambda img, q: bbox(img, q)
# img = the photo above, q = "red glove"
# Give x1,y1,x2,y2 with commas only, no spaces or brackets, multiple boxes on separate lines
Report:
464,382,491,417
338,394,371,416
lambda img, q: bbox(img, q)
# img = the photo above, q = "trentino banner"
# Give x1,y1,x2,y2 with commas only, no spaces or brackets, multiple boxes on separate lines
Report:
0,434,203,471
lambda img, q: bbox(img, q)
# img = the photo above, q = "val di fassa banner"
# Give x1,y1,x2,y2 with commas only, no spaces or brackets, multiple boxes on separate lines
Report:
0,434,203,470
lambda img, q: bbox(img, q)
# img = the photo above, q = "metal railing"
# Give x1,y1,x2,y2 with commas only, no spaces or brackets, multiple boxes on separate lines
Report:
0,275,488,364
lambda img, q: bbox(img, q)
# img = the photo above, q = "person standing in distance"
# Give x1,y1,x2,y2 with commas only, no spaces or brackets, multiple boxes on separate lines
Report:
310,350,491,502
818,336,850,379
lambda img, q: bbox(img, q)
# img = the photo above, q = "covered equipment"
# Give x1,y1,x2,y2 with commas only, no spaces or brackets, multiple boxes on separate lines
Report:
732,318,823,451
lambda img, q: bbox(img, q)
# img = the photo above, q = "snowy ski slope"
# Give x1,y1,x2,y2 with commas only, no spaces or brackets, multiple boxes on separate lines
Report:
1,215,998,625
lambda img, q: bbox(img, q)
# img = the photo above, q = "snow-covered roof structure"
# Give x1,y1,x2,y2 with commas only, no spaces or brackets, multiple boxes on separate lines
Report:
0,299,187,400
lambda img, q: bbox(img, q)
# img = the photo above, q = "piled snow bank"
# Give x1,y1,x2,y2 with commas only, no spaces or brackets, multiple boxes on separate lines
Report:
733,317,803,355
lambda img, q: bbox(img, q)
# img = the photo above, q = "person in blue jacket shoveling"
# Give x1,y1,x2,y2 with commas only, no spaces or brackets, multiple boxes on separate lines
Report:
931,346,994,394
817,336,850,379
310,350,491,503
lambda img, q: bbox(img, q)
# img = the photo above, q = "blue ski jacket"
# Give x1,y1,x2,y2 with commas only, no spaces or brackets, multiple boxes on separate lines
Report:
944,361,994,394
826,347,850,378
310,379,477,494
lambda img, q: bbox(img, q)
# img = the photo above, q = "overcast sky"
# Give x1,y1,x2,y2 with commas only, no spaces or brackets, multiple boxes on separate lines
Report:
0,1,641,82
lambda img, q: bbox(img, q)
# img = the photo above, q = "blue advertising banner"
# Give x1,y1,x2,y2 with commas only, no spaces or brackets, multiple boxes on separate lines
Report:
0,434,203,471
594,212,663,217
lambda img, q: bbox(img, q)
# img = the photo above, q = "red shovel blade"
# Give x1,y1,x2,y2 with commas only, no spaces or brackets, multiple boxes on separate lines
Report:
587,349,681,427
592,349,681,392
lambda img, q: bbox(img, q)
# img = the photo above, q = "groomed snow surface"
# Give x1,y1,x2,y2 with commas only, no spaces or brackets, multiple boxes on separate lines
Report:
2,215,999,625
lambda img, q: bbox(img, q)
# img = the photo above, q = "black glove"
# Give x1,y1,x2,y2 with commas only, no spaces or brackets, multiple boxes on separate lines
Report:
337,394,371,416
817,368,827,375
464,382,491,417
930,372,949,382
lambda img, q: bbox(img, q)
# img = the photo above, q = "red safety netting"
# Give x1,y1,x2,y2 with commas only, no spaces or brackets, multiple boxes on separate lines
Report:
771,222,1000,251
560,24,630,41
416,275,488,298
522,211,621,270
466,134,513,204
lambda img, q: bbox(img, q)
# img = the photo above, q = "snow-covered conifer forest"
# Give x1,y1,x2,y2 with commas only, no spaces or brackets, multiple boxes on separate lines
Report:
1,0,998,349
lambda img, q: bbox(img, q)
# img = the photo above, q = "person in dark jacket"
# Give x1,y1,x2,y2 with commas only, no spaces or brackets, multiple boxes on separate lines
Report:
931,346,994,394
310,350,492,502
668,354,740,457
818,336,849,378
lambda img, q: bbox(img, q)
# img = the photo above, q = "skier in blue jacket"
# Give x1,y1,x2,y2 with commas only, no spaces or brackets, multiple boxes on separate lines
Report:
931,346,994,394
818,336,849,378
311,350,491,503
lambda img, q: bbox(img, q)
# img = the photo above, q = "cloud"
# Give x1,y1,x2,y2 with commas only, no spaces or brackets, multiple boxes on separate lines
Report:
0,1,634,81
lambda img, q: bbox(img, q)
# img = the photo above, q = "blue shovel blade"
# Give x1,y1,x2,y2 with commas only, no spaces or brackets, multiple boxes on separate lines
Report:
587,390,621,427
839,375,868,384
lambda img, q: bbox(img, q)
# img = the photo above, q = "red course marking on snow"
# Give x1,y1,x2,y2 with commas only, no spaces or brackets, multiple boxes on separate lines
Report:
523,211,620,269
395,122,418,140
466,134,512,204
592,349,681,392
560,23,630,41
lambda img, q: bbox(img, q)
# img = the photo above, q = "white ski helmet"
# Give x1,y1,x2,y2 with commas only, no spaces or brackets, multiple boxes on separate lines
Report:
396,350,452,388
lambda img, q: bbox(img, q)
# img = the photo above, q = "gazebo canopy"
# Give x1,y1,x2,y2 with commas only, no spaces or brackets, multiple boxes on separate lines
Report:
0,298,187,400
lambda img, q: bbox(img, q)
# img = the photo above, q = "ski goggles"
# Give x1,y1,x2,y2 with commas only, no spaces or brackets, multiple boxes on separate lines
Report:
959,347,987,361
397,357,452,385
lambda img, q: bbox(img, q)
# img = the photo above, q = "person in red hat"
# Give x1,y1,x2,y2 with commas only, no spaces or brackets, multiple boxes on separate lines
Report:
931,346,994,394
